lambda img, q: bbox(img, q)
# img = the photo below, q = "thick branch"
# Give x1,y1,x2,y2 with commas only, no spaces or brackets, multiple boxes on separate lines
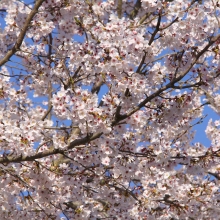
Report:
0,132,103,164
0,0,45,67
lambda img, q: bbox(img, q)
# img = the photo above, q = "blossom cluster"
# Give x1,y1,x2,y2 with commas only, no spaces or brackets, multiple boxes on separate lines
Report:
0,0,219,219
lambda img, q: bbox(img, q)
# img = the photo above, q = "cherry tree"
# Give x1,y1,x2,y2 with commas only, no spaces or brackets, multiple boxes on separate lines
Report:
0,0,220,219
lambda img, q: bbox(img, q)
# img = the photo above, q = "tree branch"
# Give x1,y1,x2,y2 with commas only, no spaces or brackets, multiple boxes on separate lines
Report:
129,0,142,20
0,132,103,164
117,0,123,19
148,13,162,45
0,0,45,67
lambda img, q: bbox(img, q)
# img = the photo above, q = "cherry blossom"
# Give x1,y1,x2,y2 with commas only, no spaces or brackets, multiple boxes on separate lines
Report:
0,0,219,219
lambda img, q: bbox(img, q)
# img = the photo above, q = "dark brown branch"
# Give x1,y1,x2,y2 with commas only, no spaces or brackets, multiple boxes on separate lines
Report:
91,80,103,94
136,51,147,74
0,0,45,67
172,81,203,89
148,13,161,45
41,105,53,121
160,17,178,31
111,105,127,126
72,66,81,79
0,132,103,164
